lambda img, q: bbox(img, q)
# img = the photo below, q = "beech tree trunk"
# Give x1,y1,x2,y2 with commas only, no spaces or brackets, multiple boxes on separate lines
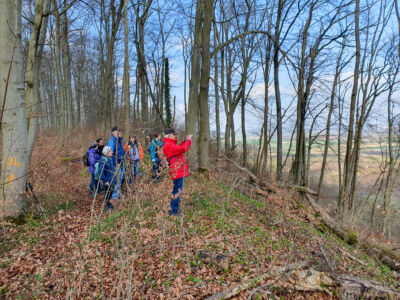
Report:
187,0,203,168
25,0,51,162
0,0,28,218
198,0,213,170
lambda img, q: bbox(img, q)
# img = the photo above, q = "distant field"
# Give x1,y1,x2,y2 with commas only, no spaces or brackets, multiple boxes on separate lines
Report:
233,135,400,238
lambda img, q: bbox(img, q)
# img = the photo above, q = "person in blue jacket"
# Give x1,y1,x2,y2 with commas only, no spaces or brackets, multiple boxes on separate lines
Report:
87,141,101,196
149,133,163,180
106,126,125,199
98,146,116,212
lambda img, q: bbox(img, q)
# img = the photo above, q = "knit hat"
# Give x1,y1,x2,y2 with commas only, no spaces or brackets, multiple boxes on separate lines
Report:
102,145,112,156
164,128,176,135
89,142,98,149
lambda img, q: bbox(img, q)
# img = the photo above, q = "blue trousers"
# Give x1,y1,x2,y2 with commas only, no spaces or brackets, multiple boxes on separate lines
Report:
130,160,140,184
89,173,99,196
170,177,184,215
111,165,124,199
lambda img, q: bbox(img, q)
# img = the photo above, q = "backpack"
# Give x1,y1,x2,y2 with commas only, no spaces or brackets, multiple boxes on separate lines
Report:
94,162,101,181
94,157,106,181
139,143,144,160
83,152,89,167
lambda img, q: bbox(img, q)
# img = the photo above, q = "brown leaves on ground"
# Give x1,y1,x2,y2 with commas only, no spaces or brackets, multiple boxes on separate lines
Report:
0,133,398,299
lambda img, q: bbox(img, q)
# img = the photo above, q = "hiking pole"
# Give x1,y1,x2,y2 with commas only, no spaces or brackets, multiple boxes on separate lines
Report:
26,181,46,218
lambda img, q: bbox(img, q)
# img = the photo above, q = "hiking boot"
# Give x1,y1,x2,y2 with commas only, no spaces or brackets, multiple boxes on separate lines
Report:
168,210,178,216
104,202,114,212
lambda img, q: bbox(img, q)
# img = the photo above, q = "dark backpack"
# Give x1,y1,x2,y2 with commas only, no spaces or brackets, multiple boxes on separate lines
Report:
83,152,89,167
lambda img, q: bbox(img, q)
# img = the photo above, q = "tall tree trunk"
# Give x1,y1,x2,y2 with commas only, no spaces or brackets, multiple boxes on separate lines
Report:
382,79,396,236
183,53,188,131
213,28,221,157
241,96,247,167
102,0,123,132
339,0,360,213
290,4,313,186
260,20,272,176
187,0,203,168
317,42,345,200
123,0,130,136
198,0,213,170
52,1,66,145
61,10,73,130
274,0,283,180
138,23,148,122
0,0,28,218
25,0,51,162
164,58,172,127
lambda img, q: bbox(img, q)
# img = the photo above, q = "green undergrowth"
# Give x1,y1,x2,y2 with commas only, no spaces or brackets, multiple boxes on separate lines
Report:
89,210,129,243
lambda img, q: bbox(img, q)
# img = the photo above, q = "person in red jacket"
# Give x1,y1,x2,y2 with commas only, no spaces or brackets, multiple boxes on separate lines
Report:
163,128,192,216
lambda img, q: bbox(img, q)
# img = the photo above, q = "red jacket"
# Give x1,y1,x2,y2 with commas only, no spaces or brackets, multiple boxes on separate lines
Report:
163,138,191,180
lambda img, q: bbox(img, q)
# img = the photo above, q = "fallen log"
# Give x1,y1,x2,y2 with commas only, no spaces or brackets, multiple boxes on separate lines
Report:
221,156,258,183
304,194,400,272
292,269,400,299
205,261,309,300
304,194,358,245
335,274,400,299
60,156,82,163
282,185,318,196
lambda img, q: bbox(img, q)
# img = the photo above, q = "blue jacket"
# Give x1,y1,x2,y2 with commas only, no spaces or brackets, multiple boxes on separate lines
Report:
149,139,163,161
98,156,116,185
87,147,101,174
106,134,125,165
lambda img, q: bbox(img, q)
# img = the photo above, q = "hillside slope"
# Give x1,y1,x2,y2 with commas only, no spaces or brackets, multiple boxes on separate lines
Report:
0,135,399,299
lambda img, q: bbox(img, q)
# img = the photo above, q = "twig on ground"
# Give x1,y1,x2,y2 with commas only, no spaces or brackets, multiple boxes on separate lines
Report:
246,284,276,300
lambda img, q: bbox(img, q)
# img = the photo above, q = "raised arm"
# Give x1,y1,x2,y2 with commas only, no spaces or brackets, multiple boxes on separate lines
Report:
167,140,192,157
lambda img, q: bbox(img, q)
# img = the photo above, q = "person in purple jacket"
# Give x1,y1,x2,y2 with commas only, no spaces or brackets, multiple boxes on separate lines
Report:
87,141,101,196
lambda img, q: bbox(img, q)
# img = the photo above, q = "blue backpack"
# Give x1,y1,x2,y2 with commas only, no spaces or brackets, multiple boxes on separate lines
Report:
94,157,107,181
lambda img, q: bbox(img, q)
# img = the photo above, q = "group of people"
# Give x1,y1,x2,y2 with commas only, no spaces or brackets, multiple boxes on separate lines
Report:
86,126,192,215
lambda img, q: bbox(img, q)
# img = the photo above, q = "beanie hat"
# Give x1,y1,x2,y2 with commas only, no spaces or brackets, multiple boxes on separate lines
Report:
164,128,176,135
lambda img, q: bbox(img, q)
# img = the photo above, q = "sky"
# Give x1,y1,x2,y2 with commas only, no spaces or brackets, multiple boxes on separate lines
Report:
27,0,400,140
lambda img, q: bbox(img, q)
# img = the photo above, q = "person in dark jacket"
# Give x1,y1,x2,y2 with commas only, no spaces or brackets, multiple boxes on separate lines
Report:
149,133,163,180
163,128,192,216
96,138,105,156
98,146,115,212
106,126,125,199
87,141,101,196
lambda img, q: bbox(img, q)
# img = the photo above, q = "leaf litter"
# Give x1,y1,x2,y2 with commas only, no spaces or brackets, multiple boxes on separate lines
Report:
0,134,398,299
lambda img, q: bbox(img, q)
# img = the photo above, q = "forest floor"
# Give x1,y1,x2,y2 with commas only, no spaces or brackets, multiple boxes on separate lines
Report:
0,133,399,299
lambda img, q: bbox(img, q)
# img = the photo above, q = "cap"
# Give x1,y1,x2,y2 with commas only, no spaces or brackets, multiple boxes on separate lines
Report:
111,126,119,132
164,128,176,135
102,145,112,155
